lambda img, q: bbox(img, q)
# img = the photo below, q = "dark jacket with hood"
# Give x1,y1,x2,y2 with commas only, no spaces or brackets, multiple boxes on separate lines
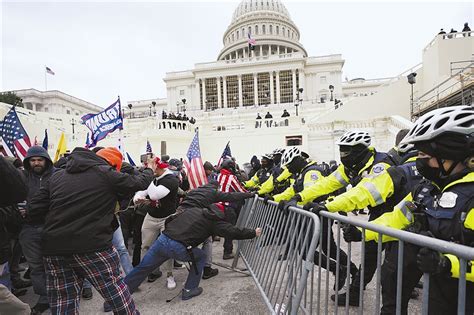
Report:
28,147,154,256
22,146,56,225
164,204,256,247
0,156,27,264
179,182,253,210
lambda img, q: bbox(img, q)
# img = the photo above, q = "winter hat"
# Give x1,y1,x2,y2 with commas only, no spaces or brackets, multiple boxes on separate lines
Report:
154,156,169,169
97,147,123,171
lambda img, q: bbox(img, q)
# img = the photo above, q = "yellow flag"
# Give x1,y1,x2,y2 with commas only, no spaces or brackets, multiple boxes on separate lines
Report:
54,132,67,162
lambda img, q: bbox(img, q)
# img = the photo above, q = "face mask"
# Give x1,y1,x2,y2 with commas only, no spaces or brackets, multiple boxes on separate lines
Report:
416,158,440,183
341,149,369,171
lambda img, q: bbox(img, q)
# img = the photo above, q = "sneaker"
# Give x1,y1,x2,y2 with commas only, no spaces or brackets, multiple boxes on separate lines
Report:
202,267,219,280
223,252,234,260
23,268,31,279
12,278,32,289
81,287,93,300
31,303,49,315
173,261,186,269
167,276,176,290
147,270,163,283
12,288,28,297
181,287,203,300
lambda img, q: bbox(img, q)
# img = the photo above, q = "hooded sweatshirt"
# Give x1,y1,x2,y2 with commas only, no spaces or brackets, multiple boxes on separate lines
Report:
28,147,154,255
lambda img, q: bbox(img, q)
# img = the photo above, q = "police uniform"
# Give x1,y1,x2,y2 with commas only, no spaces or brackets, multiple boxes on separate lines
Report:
365,172,474,314
244,167,272,190
257,166,291,196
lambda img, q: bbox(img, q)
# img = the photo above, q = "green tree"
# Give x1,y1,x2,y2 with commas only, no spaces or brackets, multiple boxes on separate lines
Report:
0,91,23,107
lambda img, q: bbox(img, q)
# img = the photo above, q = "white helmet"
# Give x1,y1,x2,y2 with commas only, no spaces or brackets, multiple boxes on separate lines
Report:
403,105,474,144
336,130,371,147
261,153,273,160
281,147,301,166
272,148,285,156
396,141,415,154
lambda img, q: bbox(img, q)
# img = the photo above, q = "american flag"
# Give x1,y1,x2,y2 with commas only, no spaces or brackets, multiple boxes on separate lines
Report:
248,33,256,50
0,107,31,160
217,141,232,167
46,66,55,75
146,140,152,153
183,131,208,190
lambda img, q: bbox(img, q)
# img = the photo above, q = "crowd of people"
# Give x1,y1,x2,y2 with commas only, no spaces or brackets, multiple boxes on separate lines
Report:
0,105,472,314
438,22,471,37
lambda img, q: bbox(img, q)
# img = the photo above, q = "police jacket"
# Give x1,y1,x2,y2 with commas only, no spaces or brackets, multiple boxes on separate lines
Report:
244,166,272,189
299,148,391,205
325,157,422,214
273,161,325,204
257,165,290,195
366,171,474,282
163,205,256,248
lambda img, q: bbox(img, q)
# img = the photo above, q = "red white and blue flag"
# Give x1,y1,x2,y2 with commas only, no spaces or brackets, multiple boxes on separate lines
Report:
217,141,232,167
146,140,152,153
183,131,208,190
248,33,256,50
0,107,31,159
45,66,55,75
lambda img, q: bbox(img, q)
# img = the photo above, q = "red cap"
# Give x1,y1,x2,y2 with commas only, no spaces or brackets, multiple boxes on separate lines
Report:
154,156,169,169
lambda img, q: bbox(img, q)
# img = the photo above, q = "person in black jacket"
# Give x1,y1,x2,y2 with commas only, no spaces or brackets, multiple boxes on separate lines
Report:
18,145,56,314
0,156,31,315
124,202,261,301
28,147,154,315
179,181,254,279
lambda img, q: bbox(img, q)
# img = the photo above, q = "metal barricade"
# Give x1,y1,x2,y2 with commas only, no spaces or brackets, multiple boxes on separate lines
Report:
233,196,321,315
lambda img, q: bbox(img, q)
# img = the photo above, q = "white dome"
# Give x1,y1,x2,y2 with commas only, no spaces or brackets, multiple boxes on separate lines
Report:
232,0,291,23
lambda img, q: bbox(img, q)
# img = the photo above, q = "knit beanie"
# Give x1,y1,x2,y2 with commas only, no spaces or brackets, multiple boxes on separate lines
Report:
97,147,123,171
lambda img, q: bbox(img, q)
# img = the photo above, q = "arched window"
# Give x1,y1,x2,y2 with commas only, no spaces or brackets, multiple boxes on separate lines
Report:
262,25,266,34
287,29,290,37
248,26,252,35
237,30,239,39
255,25,259,34
232,33,234,41
242,28,245,36
269,25,273,34
282,27,285,35
276,25,279,34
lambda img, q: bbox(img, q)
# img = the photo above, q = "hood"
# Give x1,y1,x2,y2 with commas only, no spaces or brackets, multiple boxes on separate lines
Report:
250,155,260,168
203,204,226,221
23,146,53,171
65,147,110,173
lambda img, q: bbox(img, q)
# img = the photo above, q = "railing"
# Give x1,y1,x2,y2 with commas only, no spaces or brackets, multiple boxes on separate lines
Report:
423,31,473,52
413,61,473,116
235,197,474,314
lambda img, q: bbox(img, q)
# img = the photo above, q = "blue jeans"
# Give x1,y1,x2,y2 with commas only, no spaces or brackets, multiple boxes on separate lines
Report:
113,225,133,275
125,234,205,292
0,263,11,290
19,224,48,304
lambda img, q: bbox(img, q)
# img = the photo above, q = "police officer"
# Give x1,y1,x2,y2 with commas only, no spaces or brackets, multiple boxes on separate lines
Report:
258,148,291,196
296,130,394,303
244,153,274,191
345,105,474,314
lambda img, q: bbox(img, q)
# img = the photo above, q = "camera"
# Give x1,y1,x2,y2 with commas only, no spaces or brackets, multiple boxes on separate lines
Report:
140,153,154,163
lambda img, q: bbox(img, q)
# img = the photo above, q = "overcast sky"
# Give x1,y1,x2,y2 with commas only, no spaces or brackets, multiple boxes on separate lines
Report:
1,0,472,107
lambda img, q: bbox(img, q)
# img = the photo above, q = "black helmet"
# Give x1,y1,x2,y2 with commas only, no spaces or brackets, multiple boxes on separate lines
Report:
221,159,236,173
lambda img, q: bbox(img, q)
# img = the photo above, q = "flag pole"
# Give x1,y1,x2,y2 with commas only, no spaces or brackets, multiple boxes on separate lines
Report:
117,95,125,159
44,65,47,91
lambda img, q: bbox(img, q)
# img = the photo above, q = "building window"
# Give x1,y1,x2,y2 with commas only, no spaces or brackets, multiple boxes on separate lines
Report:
199,80,203,110
296,69,300,92
276,25,279,34
320,76,327,84
242,74,254,106
237,30,239,39
242,28,245,37
226,75,239,108
66,109,71,115
248,26,251,35
220,78,224,108
232,33,234,41
287,29,290,37
279,70,293,104
269,25,273,34
257,72,270,106
255,25,259,35
286,135,302,146
273,72,277,103
262,25,266,34
320,93,328,102
205,78,218,111
282,27,285,36
180,89,185,96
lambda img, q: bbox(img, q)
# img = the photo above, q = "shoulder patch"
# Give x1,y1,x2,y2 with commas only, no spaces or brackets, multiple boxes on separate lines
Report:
372,165,385,174
310,173,319,181
438,192,458,208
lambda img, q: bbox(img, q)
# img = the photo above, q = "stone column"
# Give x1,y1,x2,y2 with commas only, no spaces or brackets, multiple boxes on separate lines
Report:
259,45,263,57
223,76,228,108
292,69,297,101
277,46,280,55
193,80,200,111
217,77,222,108
202,79,207,110
298,69,305,100
270,72,275,104
268,44,271,56
285,47,288,54
238,75,243,107
276,71,281,104
254,73,258,106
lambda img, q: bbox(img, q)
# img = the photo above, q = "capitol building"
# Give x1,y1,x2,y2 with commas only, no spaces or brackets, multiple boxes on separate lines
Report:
1,0,472,163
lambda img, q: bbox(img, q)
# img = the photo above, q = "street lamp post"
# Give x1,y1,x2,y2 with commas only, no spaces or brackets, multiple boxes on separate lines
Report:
152,101,156,116
127,103,133,118
329,85,334,101
407,73,417,120
149,104,152,117
71,118,76,140
295,87,303,116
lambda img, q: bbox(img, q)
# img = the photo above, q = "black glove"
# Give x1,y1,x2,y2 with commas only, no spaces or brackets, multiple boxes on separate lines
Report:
310,203,327,215
303,202,317,211
416,247,451,275
278,198,297,215
343,224,362,242
263,194,274,205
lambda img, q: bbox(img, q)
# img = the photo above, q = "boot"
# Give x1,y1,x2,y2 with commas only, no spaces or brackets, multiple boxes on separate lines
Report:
202,267,219,280
81,287,93,300
12,278,32,289
223,252,234,260
182,287,203,300
333,266,348,291
31,303,49,315
331,286,360,306
147,270,163,282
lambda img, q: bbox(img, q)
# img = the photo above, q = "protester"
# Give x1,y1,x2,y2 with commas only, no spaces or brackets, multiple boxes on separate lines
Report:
124,202,261,300
133,156,179,289
0,156,31,315
19,146,56,314
28,147,154,314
